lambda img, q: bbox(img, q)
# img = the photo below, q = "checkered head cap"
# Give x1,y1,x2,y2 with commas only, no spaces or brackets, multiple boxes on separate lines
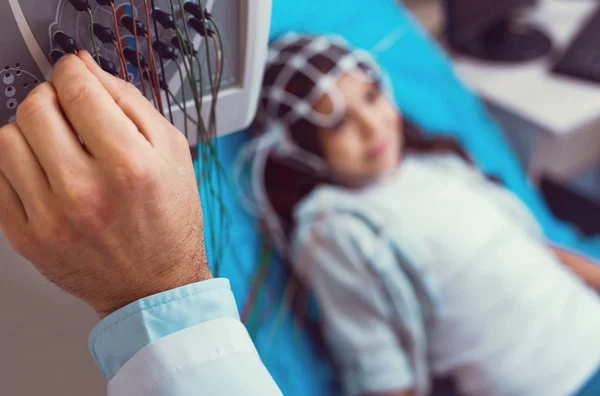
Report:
261,34,381,127
254,33,385,172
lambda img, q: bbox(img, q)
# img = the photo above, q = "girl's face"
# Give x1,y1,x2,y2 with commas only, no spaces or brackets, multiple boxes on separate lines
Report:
314,73,403,183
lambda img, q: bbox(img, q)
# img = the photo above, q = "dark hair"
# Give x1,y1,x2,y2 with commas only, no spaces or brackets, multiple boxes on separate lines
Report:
264,118,472,238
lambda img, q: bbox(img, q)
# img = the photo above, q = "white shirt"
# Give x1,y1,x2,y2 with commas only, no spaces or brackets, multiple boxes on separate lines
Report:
390,155,600,396
293,154,600,396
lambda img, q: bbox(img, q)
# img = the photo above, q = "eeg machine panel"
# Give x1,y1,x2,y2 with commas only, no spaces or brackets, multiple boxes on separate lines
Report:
1,0,271,139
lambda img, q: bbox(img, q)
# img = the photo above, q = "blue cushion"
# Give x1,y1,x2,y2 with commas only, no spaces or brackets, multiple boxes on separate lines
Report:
198,1,600,394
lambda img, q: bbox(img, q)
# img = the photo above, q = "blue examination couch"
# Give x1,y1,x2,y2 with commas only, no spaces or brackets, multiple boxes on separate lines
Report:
197,1,600,394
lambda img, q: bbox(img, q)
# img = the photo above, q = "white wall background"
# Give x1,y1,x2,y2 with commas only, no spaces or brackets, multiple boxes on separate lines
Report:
0,235,106,396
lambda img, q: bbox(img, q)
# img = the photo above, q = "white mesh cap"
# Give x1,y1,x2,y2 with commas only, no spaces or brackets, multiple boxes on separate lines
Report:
234,33,390,252
261,33,382,139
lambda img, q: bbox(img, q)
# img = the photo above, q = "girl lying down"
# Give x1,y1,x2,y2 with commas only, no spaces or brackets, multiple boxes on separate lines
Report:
241,34,600,396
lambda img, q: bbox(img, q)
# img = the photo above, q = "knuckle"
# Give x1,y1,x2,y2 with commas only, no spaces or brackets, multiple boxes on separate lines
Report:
64,181,103,208
60,79,95,106
0,124,20,152
114,81,142,107
51,54,79,79
115,158,156,186
26,81,53,98
37,214,76,245
16,88,51,120
64,184,110,230
122,81,142,97
63,178,95,203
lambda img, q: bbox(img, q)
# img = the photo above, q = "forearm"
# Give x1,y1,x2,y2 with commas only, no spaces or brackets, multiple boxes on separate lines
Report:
551,246,600,292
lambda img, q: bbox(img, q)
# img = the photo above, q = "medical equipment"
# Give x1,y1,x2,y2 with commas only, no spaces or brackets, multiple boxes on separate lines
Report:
2,0,271,142
446,0,551,62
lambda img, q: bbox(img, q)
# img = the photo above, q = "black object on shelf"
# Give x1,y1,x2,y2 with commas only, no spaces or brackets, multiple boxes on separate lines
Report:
445,0,552,62
552,6,600,84
540,176,600,237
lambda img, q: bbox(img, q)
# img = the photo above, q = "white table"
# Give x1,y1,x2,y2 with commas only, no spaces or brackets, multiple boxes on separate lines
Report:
453,0,600,184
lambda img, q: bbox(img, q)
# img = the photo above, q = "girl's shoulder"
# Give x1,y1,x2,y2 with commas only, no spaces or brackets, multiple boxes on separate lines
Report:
291,184,383,244
290,182,433,266
293,183,386,233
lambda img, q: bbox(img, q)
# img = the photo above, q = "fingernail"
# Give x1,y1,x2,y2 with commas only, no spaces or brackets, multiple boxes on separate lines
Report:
78,50,92,61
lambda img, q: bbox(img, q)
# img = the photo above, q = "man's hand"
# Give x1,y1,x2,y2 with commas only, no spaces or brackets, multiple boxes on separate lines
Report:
0,52,210,318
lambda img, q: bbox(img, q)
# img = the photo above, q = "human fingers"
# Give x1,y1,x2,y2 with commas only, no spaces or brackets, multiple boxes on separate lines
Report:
51,54,151,160
78,51,174,146
0,123,51,218
0,169,28,236
16,82,91,189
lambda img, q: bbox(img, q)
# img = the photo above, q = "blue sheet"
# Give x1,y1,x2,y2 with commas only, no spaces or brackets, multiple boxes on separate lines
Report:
197,1,600,394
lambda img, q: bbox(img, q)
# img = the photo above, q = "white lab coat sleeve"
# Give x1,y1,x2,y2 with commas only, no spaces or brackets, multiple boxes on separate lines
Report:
89,278,282,396
108,318,282,396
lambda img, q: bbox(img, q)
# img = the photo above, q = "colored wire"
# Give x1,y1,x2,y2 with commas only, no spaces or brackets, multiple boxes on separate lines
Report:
210,35,221,135
171,62,189,140
198,2,229,276
189,1,217,260
265,216,327,354
173,0,202,114
194,9,220,267
169,0,207,169
87,8,101,64
128,0,147,98
199,26,220,273
167,9,211,206
241,237,272,323
173,26,202,146
193,1,225,140
145,33,164,111
207,37,219,136
173,0,229,276
208,21,227,273
210,19,225,105
169,85,230,198
210,33,227,272
150,0,174,123
168,1,200,114
168,88,196,125
169,85,229,181
142,0,164,115
144,66,159,107
193,0,215,139
110,3,128,82
191,55,204,130
112,41,128,79
266,276,300,349
173,25,201,125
